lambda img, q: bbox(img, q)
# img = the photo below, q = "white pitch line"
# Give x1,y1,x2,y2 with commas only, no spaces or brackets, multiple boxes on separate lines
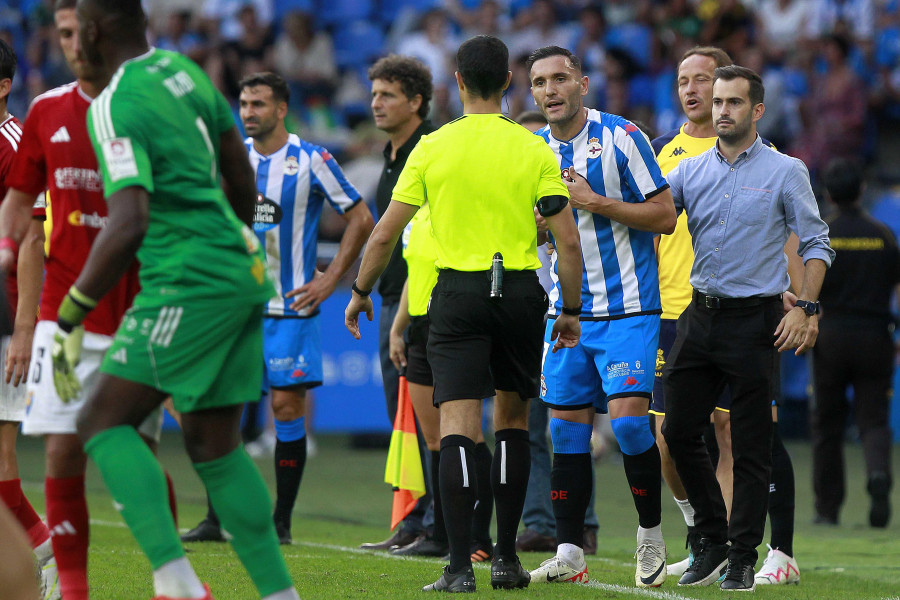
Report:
585,580,696,600
88,520,696,599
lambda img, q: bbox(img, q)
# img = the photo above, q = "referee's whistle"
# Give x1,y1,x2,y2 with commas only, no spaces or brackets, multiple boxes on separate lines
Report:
490,252,503,299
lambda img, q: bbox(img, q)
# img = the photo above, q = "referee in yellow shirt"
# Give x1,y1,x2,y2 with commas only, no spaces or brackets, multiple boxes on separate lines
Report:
346,35,583,593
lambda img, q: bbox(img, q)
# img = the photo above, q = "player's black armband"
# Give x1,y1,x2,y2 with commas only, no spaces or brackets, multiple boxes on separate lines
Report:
537,195,569,217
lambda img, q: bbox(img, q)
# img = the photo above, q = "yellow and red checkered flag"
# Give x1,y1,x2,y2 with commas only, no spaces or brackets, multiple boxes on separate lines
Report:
384,376,426,530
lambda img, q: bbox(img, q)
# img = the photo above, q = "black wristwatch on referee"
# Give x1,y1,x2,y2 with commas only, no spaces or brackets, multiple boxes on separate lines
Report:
794,300,820,316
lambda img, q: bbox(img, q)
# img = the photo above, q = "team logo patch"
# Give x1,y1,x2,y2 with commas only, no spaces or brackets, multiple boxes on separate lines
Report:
283,155,300,176
101,137,138,181
540,374,547,397
586,137,602,159
253,194,283,232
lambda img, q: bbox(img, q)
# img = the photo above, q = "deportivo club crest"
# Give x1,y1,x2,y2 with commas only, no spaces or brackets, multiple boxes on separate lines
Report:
283,155,300,176
587,137,602,159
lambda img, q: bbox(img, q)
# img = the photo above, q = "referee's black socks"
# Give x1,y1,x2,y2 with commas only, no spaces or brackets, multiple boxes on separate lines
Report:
473,442,494,547
491,428,530,559
440,435,477,573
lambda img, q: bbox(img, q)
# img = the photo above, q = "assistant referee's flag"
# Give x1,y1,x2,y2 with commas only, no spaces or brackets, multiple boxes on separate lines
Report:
384,376,426,530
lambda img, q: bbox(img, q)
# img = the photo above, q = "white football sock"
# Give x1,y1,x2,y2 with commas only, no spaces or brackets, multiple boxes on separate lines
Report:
153,557,206,599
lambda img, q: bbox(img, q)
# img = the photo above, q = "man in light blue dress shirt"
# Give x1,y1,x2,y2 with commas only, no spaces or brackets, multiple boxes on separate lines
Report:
660,65,835,592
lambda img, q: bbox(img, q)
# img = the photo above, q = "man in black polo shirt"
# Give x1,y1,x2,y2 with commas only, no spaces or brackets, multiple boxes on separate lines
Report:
359,55,436,551
812,158,899,528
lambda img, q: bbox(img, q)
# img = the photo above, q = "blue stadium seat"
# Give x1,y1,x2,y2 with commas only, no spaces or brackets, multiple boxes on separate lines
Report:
333,21,385,70
318,0,374,27
378,0,439,23
275,0,315,20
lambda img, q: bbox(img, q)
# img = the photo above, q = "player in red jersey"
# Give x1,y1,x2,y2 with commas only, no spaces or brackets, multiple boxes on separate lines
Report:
0,4,170,599
0,36,61,600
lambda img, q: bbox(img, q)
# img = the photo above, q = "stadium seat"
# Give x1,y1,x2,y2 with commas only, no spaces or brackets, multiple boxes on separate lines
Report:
275,0,315,20
317,0,374,28
333,21,385,71
378,0,439,23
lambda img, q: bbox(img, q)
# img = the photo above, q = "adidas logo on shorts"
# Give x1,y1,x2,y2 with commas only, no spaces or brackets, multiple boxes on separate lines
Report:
110,348,127,364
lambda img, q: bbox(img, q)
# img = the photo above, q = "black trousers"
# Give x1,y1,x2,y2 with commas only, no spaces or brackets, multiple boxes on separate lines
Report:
662,296,781,564
811,318,894,520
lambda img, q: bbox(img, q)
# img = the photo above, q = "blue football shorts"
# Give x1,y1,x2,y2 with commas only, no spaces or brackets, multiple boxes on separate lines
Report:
262,316,323,390
540,313,659,413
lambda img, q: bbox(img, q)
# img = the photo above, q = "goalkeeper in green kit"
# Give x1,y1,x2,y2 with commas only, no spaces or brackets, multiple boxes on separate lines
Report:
44,1,299,598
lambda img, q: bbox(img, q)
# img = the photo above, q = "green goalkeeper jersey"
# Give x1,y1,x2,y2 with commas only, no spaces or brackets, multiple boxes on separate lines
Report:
88,48,274,307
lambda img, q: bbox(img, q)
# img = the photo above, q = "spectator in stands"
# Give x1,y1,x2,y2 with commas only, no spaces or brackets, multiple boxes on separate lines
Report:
201,0,273,43
807,0,875,44
216,3,275,100
273,11,338,115
397,9,457,124
756,0,814,60
792,34,867,174
509,0,574,61
155,9,207,66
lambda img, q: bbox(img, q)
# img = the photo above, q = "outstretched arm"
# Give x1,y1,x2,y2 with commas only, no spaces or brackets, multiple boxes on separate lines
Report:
288,201,375,312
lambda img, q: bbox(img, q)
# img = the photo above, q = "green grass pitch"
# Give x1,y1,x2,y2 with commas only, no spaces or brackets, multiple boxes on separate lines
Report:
15,434,899,599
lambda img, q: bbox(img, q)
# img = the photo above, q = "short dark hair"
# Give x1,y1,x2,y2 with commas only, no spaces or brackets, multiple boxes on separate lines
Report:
516,110,547,127
0,38,16,86
368,54,433,119
456,35,508,100
680,46,732,69
526,46,582,75
239,72,290,105
86,0,147,41
54,0,77,10
714,65,764,106
823,158,864,205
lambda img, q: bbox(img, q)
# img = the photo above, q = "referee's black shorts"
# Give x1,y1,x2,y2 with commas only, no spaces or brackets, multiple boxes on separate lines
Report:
427,269,548,405
405,315,433,387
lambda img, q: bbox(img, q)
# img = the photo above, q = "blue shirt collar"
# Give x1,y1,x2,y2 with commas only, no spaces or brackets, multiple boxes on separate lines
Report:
714,133,763,165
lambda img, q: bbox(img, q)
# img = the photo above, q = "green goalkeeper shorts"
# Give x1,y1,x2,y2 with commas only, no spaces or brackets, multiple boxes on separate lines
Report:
100,302,264,413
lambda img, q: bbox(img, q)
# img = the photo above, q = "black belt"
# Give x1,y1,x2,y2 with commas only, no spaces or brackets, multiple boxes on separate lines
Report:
438,268,536,281
693,290,781,310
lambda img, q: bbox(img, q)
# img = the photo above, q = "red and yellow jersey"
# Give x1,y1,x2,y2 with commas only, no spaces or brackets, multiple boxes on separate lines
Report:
0,114,23,318
7,82,139,335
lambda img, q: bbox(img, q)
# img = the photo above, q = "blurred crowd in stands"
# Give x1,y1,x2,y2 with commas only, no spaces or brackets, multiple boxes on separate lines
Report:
4,0,900,222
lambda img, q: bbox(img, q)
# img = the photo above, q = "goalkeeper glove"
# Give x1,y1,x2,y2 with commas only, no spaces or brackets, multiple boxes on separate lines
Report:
52,286,97,402
51,326,84,402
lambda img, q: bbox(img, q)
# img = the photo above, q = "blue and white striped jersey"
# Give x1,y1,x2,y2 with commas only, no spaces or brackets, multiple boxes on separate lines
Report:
538,109,668,319
247,133,361,316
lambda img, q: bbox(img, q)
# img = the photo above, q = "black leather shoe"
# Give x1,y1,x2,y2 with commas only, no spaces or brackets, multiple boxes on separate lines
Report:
423,565,476,593
391,536,449,557
720,558,755,591
360,529,420,551
677,538,728,586
868,472,892,528
813,513,838,526
515,528,557,553
180,519,225,543
275,521,292,545
583,526,598,555
491,555,530,590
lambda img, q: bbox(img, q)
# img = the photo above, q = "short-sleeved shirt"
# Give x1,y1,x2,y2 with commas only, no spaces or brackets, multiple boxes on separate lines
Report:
652,125,718,320
87,48,275,307
537,108,669,319
247,133,361,317
8,83,139,336
0,115,23,318
401,202,437,317
392,113,567,272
